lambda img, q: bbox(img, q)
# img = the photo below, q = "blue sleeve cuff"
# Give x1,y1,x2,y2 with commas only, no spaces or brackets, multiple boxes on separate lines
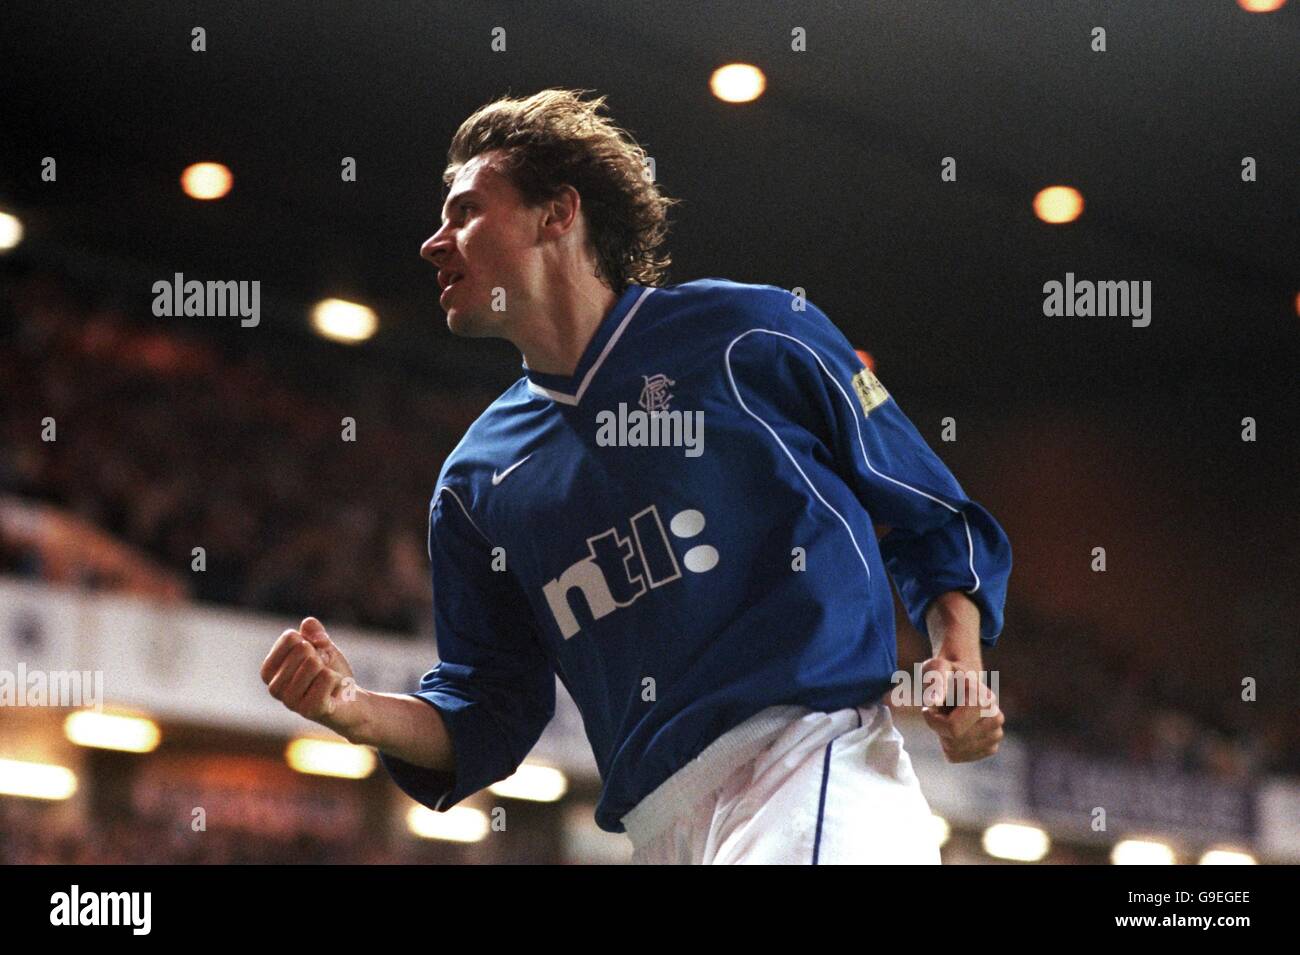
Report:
905,578,1004,649
882,503,1011,648
376,690,510,812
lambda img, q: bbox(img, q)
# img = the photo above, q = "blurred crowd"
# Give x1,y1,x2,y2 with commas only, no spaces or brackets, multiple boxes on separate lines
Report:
0,269,493,635
0,799,474,864
1,266,1295,788
991,601,1300,777
1,817,388,864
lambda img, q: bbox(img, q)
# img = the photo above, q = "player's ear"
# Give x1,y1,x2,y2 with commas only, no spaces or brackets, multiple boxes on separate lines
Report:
542,185,581,235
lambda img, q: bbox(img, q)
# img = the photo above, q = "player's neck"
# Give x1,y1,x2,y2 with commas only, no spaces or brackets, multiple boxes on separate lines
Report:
515,277,618,377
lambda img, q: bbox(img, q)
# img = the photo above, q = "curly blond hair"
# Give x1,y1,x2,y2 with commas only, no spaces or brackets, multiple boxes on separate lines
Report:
443,88,681,295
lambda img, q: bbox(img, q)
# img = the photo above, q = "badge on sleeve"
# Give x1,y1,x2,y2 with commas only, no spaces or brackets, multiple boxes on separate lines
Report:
851,366,890,417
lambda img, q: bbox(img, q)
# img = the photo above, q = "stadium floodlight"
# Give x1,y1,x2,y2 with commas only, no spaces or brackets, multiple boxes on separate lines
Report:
1238,0,1287,13
284,737,375,779
1199,848,1257,865
981,823,1050,862
0,758,77,800
64,711,161,753
406,805,489,843
1033,186,1084,225
710,64,766,104
488,762,568,802
0,211,23,251
311,298,379,344
930,814,952,848
1111,838,1176,865
180,162,233,200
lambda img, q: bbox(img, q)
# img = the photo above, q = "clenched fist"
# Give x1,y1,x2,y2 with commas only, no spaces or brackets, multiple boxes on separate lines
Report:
919,656,1005,763
261,617,364,739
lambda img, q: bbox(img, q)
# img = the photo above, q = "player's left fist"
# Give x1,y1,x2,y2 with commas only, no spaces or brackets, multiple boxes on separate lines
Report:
918,657,1005,763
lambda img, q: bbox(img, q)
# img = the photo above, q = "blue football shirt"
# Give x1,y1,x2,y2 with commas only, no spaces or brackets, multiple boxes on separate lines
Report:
380,278,1012,832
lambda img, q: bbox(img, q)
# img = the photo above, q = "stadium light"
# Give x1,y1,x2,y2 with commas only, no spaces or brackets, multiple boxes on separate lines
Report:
488,762,568,802
284,737,375,779
406,805,489,843
311,298,379,344
710,63,766,104
930,814,951,848
0,211,24,251
64,711,161,753
180,162,233,200
1237,0,1287,12
1033,186,1084,225
981,823,1050,862
1111,838,1175,865
179,161,232,201
1199,848,1257,865
0,758,78,800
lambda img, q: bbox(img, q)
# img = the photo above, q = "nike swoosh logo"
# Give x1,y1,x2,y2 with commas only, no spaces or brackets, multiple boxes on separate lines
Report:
491,453,534,486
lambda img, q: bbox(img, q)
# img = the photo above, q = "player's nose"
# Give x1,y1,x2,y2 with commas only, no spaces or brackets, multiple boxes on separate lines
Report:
421,227,452,267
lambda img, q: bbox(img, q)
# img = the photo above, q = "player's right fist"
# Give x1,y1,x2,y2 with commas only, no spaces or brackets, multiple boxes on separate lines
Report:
260,617,363,739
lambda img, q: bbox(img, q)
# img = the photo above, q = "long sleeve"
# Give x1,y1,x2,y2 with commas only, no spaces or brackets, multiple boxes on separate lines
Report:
378,484,556,811
725,292,1012,647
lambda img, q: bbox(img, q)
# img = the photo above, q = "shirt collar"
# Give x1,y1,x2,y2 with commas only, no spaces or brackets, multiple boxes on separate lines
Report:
523,284,655,405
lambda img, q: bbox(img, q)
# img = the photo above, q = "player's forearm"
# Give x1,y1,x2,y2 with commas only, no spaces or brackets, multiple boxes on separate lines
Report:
924,590,983,665
346,689,456,772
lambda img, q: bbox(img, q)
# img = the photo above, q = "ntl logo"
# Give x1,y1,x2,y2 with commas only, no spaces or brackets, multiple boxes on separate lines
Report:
543,504,717,639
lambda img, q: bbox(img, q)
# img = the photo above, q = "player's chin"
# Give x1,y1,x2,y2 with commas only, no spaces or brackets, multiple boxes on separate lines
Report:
446,305,493,339
444,305,474,336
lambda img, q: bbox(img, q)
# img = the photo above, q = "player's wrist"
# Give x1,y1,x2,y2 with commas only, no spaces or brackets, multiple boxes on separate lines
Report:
322,686,375,745
926,594,982,663
936,642,982,669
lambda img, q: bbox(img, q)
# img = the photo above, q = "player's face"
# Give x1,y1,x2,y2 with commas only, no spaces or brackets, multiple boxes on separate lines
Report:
421,152,541,338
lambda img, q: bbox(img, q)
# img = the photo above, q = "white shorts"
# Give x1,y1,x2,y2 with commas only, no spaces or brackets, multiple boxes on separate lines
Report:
622,701,941,864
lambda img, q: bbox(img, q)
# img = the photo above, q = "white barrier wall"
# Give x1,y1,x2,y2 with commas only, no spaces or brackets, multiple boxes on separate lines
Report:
0,576,599,776
2,576,1296,859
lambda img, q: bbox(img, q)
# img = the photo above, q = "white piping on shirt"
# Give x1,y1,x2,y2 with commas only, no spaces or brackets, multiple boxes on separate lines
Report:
525,286,658,405
428,485,495,561
723,327,981,596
